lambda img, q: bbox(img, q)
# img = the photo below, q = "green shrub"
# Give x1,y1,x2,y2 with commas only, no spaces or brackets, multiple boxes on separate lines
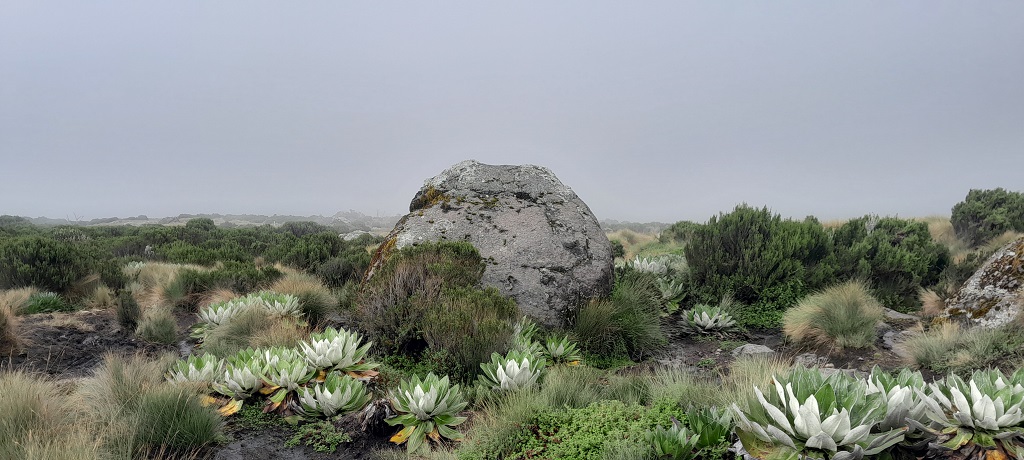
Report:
508,399,684,460
832,216,950,311
573,271,666,361
116,289,141,329
422,286,518,379
951,188,1024,247
136,307,178,345
165,263,282,309
659,220,701,245
22,292,75,314
782,280,883,350
358,241,484,353
0,236,96,293
683,205,836,327
284,420,351,452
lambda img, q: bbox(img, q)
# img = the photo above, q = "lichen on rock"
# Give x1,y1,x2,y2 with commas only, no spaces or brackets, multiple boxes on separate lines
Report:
944,236,1024,328
366,160,614,327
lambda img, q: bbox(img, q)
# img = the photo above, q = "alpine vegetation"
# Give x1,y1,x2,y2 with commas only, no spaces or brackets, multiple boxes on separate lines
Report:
682,304,737,334
387,372,469,453
732,366,905,460
478,349,546,391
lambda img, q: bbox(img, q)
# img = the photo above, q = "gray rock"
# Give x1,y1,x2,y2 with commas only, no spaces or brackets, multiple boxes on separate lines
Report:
944,236,1024,328
341,230,371,241
883,308,919,321
794,352,829,368
368,160,614,327
731,344,775,357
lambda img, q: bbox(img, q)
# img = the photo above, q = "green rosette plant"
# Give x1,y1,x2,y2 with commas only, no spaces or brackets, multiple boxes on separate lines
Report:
213,348,265,400
543,336,582,366
682,304,737,334
299,327,378,377
732,366,905,460
298,372,370,417
510,317,543,356
166,353,224,384
478,349,545,391
260,346,315,412
916,369,1024,458
387,373,468,453
648,407,732,460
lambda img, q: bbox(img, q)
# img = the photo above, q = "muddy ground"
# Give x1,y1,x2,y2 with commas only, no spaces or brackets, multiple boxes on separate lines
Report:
1,307,928,459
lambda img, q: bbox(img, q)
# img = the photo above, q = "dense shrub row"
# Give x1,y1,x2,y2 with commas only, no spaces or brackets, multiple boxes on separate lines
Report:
672,205,951,326
0,218,379,299
951,187,1024,247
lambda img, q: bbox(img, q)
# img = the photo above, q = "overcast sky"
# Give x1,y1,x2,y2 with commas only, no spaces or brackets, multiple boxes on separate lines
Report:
2,2,1022,223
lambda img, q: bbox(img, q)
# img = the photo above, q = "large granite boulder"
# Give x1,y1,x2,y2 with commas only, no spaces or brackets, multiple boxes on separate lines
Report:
944,236,1024,328
367,160,614,327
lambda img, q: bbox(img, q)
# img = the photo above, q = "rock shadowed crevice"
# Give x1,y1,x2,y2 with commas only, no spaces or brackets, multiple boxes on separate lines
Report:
367,160,614,327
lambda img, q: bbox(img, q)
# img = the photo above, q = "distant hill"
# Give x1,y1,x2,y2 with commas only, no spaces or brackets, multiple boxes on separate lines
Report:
599,219,669,234
17,211,402,235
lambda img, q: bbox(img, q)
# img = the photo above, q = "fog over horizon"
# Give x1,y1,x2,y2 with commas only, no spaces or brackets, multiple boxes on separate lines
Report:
2,2,1023,224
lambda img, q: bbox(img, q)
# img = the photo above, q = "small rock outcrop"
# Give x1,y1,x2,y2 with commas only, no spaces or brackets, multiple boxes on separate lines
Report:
944,236,1024,328
369,160,614,327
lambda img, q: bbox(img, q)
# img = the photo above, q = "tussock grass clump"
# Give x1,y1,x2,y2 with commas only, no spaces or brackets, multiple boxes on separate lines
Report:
899,322,961,371
0,287,38,314
76,353,221,458
918,288,945,317
116,289,141,329
0,371,99,459
201,308,307,357
0,304,21,355
783,280,883,350
136,307,178,345
22,291,75,314
269,269,337,326
133,385,224,454
899,321,1024,373
84,284,117,310
573,271,666,360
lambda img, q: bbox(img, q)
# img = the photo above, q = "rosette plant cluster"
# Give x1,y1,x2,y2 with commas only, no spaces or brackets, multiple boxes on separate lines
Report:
387,373,468,453
732,366,906,460
915,368,1024,459
682,304,737,334
167,325,377,418
733,366,1024,460
191,291,302,339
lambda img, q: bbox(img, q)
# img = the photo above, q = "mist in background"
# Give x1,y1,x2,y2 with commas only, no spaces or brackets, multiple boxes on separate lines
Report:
2,1,1022,223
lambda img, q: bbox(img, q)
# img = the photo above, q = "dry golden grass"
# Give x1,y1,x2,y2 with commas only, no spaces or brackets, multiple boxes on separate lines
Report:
269,270,336,325
129,262,208,308
84,285,117,310
914,215,973,261
918,288,945,317
820,218,850,230
0,287,39,315
606,229,659,260
250,317,309,349
199,288,239,309
0,305,20,355
0,371,100,459
980,231,1024,254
